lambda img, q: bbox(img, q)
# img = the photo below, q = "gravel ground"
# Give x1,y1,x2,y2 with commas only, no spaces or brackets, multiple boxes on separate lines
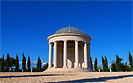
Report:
0,72,132,83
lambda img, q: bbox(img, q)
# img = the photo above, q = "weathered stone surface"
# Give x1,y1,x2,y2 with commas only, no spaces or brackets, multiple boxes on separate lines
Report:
0,72,132,83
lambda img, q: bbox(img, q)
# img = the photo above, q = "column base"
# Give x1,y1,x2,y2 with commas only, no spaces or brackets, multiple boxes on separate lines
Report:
84,67,88,68
48,67,52,69
75,66,79,68
63,66,68,68
45,68,93,72
54,66,57,68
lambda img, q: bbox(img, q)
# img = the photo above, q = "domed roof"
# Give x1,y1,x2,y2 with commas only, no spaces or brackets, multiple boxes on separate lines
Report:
55,27,84,34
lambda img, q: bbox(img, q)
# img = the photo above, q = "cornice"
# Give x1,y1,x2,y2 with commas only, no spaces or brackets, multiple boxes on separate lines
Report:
47,33,92,41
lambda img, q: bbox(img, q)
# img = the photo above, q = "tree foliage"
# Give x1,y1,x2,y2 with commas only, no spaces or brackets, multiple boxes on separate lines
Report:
15,54,19,72
41,63,48,71
123,62,131,71
111,61,116,72
0,54,4,72
9,57,16,68
129,51,133,70
90,56,93,70
102,56,105,71
6,53,10,71
102,56,108,72
27,56,31,72
22,53,26,72
94,57,98,71
116,55,123,71
37,57,42,72
105,56,108,71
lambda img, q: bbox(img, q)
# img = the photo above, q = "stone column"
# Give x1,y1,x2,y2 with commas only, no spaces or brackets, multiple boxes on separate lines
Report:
54,41,57,68
75,40,79,68
48,42,52,68
84,42,88,68
88,43,91,69
63,40,67,68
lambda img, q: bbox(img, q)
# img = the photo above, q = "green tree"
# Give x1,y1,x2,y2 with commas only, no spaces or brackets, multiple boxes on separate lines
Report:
0,58,1,72
15,54,19,72
41,63,48,71
111,61,116,72
124,62,131,71
129,51,133,70
37,57,41,72
116,55,122,71
0,54,4,72
27,56,31,72
90,56,93,70
102,56,105,71
6,53,10,71
22,53,26,72
94,57,98,71
9,57,16,68
97,66,102,72
105,56,108,71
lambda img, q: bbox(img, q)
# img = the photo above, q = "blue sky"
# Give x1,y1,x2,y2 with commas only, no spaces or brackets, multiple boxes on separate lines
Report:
1,1,132,67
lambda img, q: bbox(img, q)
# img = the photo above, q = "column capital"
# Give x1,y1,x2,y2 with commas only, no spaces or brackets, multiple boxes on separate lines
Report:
84,41,90,45
63,40,68,42
75,40,79,42
54,41,57,43
84,41,87,43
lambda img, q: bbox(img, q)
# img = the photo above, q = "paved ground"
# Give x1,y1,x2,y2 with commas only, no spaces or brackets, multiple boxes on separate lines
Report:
0,72,133,83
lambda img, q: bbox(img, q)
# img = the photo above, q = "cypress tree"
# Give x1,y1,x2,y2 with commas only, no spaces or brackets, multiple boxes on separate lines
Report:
0,54,4,72
22,53,26,72
37,57,41,72
6,53,10,72
15,54,19,72
90,56,93,70
27,56,31,72
102,56,105,71
129,52,133,70
2,55,4,71
94,57,98,71
0,59,1,72
105,56,108,71
116,55,122,71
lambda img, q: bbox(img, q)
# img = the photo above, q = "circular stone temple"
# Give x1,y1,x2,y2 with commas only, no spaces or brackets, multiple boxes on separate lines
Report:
46,27,92,72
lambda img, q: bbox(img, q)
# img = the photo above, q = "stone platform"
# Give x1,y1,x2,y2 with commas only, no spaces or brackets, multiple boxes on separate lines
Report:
45,68,93,72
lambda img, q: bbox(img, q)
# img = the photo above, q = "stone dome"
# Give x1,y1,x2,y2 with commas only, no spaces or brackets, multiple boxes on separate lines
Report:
55,27,84,34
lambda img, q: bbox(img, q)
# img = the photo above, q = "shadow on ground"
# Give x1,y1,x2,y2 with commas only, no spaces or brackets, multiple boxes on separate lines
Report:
0,74,56,78
50,75,133,83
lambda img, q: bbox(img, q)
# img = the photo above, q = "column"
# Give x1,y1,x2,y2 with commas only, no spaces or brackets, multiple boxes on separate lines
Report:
54,41,57,68
75,40,79,68
88,43,91,69
48,42,52,68
63,40,67,68
84,42,88,68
